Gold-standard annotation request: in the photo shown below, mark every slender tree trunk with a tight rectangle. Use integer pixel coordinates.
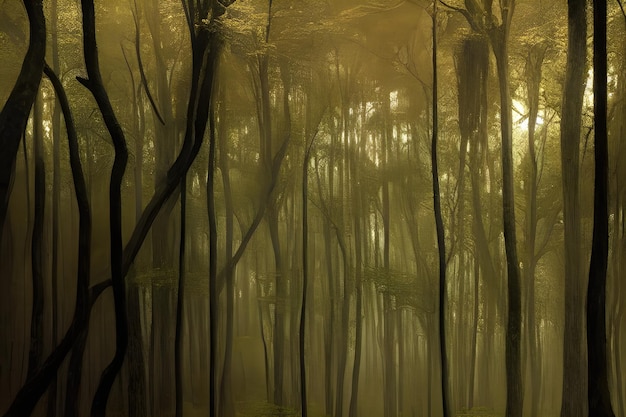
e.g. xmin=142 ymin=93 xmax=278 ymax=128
xmin=334 ymin=229 xmax=350 ymax=417
xmin=207 ymin=63 xmax=219 ymax=416
xmin=78 ymin=1 xmax=130 ymax=414
xmin=48 ymin=3 xmax=61 ymax=414
xmin=430 ymin=6 xmax=449 ymax=416
xmin=381 ymin=90 xmax=396 ymax=417
xmin=488 ymin=7 xmax=523 ymax=415
xmin=318 ymin=150 xmax=335 ymax=417
xmin=587 ymin=2 xmax=615 ymax=415
xmin=174 ymin=177 xmax=186 ymax=417
xmin=124 ymin=41 xmax=148 ymax=417
xmin=4 ymin=63 xmax=92 ymax=417
xmin=524 ymin=43 xmax=545 ymax=417
xmin=28 ymin=90 xmax=45 ymax=380
xmin=219 ymin=95 xmax=236 ymax=417
xmin=348 ymin=116 xmax=363 ymax=417
xmin=300 ymin=129 xmax=314 ymax=417
xmin=4 ymin=2 xmax=223 ymax=411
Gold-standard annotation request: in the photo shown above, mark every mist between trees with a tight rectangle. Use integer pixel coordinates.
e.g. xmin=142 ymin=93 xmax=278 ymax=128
xmin=0 ymin=0 xmax=624 ymax=416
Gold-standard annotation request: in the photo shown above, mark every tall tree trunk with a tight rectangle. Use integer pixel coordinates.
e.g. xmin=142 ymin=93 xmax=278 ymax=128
xmin=487 ymin=3 xmax=523 ymax=415
xmin=145 ymin=3 xmax=178 ymax=410
xmin=587 ymin=2 xmax=615 ymax=415
xmin=78 ymin=1 xmax=130 ymax=414
xmin=560 ymin=1 xmax=587 ymax=416
xmin=300 ymin=126 xmax=315 ymax=417
xmin=123 ymin=31 xmax=148 ymax=417
xmin=28 ymin=90 xmax=45 ymax=380
xmin=174 ymin=177 xmax=186 ymax=417
xmin=218 ymin=95 xmax=236 ymax=417
xmin=4 ymin=63 xmax=92 ymax=417
xmin=381 ymin=90 xmax=396 ymax=417
xmin=47 ymin=2 xmax=61 ymax=414
xmin=524 ymin=43 xmax=545 ymax=417
xmin=455 ymin=34 xmax=490 ymax=408
xmin=348 ymin=111 xmax=363 ymax=417
xmin=430 ymin=6 xmax=449 ymax=416
xmin=207 ymin=74 xmax=218 ymax=417
xmin=4 ymin=2 xmax=224 ymax=411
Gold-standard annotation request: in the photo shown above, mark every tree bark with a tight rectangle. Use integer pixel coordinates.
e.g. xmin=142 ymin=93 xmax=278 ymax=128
xmin=47 ymin=1 xmax=61 ymax=414
xmin=77 ymin=1 xmax=129 ymax=414
xmin=524 ymin=43 xmax=545 ymax=417
xmin=430 ymin=6 xmax=449 ymax=417
xmin=560 ymin=1 xmax=587 ymax=416
xmin=28 ymin=90 xmax=45 ymax=381
xmin=587 ymin=1 xmax=615 ymax=415
xmin=0 ymin=0 xmax=45 ymax=240
xmin=174 ymin=177 xmax=186 ymax=417
xmin=487 ymin=4 xmax=523 ymax=415
xmin=3 ymin=63 xmax=91 ymax=417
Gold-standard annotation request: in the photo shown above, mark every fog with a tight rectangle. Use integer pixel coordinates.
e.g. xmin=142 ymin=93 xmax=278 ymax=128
xmin=1 ymin=1 xmax=625 ymax=416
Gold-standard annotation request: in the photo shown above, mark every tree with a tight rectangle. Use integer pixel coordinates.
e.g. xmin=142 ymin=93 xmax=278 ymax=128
xmin=430 ymin=2 xmax=449 ymax=417
xmin=586 ymin=0 xmax=615 ymax=415
xmin=442 ymin=1 xmax=522 ymax=415
xmin=2 ymin=1 xmax=231 ymax=415
xmin=560 ymin=1 xmax=587 ymax=416
xmin=0 ymin=0 xmax=45 ymax=244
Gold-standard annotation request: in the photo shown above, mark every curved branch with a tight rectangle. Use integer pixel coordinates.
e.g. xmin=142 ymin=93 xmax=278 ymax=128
xmin=0 ymin=0 xmax=46 ymax=239
xmin=131 ymin=0 xmax=165 ymax=125
xmin=439 ymin=0 xmax=481 ymax=32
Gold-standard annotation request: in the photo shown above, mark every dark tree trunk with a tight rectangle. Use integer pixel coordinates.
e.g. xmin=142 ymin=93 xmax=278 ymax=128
xmin=300 ymin=126 xmax=314 ymax=417
xmin=77 ymin=1 xmax=130 ymax=414
xmin=524 ymin=42 xmax=545 ymax=417
xmin=348 ymin=119 xmax=363 ymax=417
xmin=587 ymin=1 xmax=615 ymax=415
xmin=430 ymin=6 xmax=449 ymax=417
xmin=47 ymin=1 xmax=61 ymax=414
xmin=560 ymin=2 xmax=588 ymax=416
xmin=3 ymin=63 xmax=91 ymax=417
xmin=218 ymin=94 xmax=236 ymax=417
xmin=3 ymin=0 xmax=226 ymax=410
xmin=0 ymin=0 xmax=45 ymax=239
xmin=488 ymin=7 xmax=523 ymax=416
xmin=174 ymin=177 xmax=186 ymax=417
xmin=28 ymin=91 xmax=45 ymax=380
xmin=207 ymin=36 xmax=220 ymax=414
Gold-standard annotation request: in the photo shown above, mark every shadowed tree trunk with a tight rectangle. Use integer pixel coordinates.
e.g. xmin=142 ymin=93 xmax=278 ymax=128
xmin=28 ymin=91 xmax=45 ymax=381
xmin=560 ymin=1 xmax=587 ymax=416
xmin=523 ymin=42 xmax=546 ymax=417
xmin=76 ymin=1 xmax=130 ymax=415
xmin=207 ymin=61 xmax=219 ymax=417
xmin=47 ymin=1 xmax=62 ymax=414
xmin=0 ymin=0 xmax=45 ymax=241
xmin=174 ymin=176 xmax=186 ymax=417
xmin=218 ymin=91 xmax=236 ymax=417
xmin=300 ymin=118 xmax=315 ymax=417
xmin=455 ymin=33 xmax=490 ymax=409
xmin=3 ymin=0 xmax=228 ymax=412
xmin=3 ymin=62 xmax=92 ymax=417
xmin=587 ymin=1 xmax=615 ymax=415
xmin=348 ymin=106 xmax=363 ymax=417
xmin=430 ymin=5 xmax=449 ymax=417
xmin=486 ymin=2 xmax=523 ymax=415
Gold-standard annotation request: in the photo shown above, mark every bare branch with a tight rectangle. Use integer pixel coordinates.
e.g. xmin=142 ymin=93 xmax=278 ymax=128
xmin=131 ymin=0 xmax=166 ymax=125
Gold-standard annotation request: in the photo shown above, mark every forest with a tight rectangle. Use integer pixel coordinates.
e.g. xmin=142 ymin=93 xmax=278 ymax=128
xmin=0 ymin=0 xmax=625 ymax=416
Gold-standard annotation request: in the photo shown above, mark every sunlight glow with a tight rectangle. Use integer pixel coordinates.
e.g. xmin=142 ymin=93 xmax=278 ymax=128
xmin=512 ymin=99 xmax=544 ymax=132
xmin=390 ymin=90 xmax=398 ymax=111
